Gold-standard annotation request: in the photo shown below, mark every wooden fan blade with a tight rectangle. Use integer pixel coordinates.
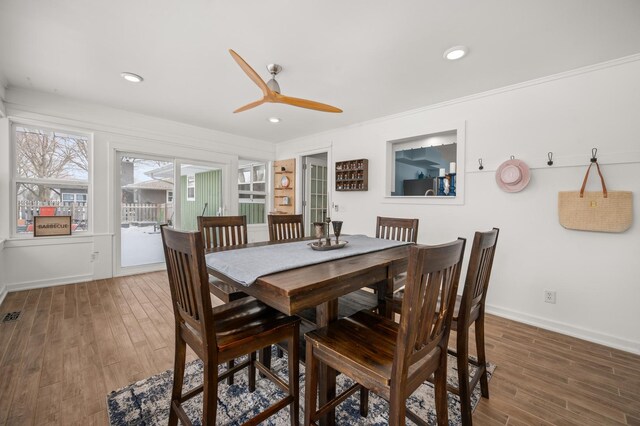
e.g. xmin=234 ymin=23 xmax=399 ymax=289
xmin=275 ymin=94 xmax=343 ymax=113
xmin=229 ymin=49 xmax=270 ymax=96
xmin=233 ymin=98 xmax=267 ymax=113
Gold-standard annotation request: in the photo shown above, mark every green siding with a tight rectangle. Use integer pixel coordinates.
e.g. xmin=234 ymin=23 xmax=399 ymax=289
xmin=239 ymin=202 xmax=265 ymax=224
xmin=180 ymin=170 xmax=222 ymax=231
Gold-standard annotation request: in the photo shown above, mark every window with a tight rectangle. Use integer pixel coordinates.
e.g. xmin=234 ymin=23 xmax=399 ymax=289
xmin=13 ymin=124 xmax=90 ymax=234
xmin=167 ymin=190 xmax=174 ymax=203
xmin=238 ymin=161 xmax=267 ymax=224
xmin=386 ymin=122 xmax=465 ymax=205
xmin=186 ymin=175 xmax=196 ymax=201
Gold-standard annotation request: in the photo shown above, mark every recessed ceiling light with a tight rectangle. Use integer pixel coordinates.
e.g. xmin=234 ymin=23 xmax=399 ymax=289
xmin=268 ymin=117 xmax=281 ymax=123
xmin=443 ymin=46 xmax=468 ymax=61
xmin=121 ymin=72 xmax=144 ymax=83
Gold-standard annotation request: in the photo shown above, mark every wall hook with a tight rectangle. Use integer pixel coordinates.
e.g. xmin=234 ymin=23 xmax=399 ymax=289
xmin=510 ymin=155 xmax=515 ymax=160
xmin=547 ymin=152 xmax=554 ymax=166
xmin=478 ymin=158 xmax=484 ymax=170
xmin=590 ymin=148 xmax=598 ymax=163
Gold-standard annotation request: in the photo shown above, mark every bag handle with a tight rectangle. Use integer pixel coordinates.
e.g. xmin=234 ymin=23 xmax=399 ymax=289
xmin=579 ymin=161 xmax=608 ymax=198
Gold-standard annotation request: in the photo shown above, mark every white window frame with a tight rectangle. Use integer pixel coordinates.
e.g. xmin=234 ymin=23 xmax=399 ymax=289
xmin=238 ymin=161 xmax=268 ymax=224
xmin=10 ymin=121 xmax=92 ymax=237
xmin=186 ymin=174 xmax=196 ymax=201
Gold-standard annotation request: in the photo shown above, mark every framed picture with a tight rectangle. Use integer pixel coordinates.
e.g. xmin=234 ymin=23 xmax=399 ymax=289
xmin=33 ymin=215 xmax=73 ymax=237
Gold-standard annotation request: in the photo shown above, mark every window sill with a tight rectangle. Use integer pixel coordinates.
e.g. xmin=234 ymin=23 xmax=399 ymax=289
xmin=382 ymin=195 xmax=464 ymax=206
xmin=5 ymin=233 xmax=113 ymax=248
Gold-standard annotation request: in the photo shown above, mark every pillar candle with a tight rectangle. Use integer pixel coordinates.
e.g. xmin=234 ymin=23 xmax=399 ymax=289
xmin=450 ymin=162 xmax=456 ymax=174
xmin=439 ymin=168 xmax=445 ymax=177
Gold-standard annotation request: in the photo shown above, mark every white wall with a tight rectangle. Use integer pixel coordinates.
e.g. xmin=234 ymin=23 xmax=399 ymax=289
xmin=277 ymin=56 xmax=640 ymax=354
xmin=0 ymin=89 xmax=275 ymax=292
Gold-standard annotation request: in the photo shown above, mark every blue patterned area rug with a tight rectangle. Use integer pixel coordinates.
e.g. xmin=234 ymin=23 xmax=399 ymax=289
xmin=107 ymin=350 xmax=494 ymax=425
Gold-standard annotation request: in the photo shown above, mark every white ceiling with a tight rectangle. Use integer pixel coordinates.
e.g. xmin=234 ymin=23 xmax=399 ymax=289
xmin=1 ymin=0 xmax=640 ymax=143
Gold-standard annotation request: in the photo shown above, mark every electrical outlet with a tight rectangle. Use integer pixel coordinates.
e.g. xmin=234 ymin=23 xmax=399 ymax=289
xmin=90 ymin=251 xmax=99 ymax=262
xmin=544 ymin=290 xmax=556 ymax=304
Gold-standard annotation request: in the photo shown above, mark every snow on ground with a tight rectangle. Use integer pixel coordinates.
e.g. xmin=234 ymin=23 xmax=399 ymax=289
xmin=121 ymin=225 xmax=165 ymax=267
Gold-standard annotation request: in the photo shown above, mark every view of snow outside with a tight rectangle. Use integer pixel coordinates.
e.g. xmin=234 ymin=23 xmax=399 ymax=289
xmin=121 ymin=225 xmax=165 ymax=267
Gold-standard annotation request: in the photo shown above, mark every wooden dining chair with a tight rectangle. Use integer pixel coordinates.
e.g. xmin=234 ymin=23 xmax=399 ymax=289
xmin=368 ymin=216 xmax=420 ymax=304
xmin=375 ymin=216 xmax=419 ymax=244
xmin=197 ymin=215 xmax=249 ymax=303
xmin=304 ymin=238 xmax=466 ymax=426
xmin=161 ymin=225 xmax=300 ymax=426
xmin=386 ymin=228 xmax=499 ymax=426
xmin=268 ymin=214 xmax=305 ymax=241
xmin=448 ymin=228 xmax=499 ymax=425
xmin=197 ymin=215 xmax=250 ymax=385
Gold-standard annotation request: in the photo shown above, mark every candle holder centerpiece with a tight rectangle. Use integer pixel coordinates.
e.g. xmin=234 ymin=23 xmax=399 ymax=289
xmin=309 ymin=218 xmax=348 ymax=251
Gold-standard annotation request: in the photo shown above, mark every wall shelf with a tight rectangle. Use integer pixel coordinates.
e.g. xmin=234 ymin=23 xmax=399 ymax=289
xmin=335 ymin=159 xmax=368 ymax=191
xmin=272 ymin=159 xmax=296 ymax=215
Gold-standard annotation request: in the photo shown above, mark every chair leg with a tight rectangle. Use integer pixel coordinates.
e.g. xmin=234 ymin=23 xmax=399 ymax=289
xmin=249 ymin=351 xmax=257 ymax=392
xmin=289 ymin=326 xmax=300 ymax=426
xmin=169 ymin=336 xmax=187 ymax=426
xmin=457 ymin=325 xmax=473 ymax=426
xmin=475 ymin=315 xmax=489 ymax=398
xmin=260 ymin=346 xmax=272 ymax=378
xmin=359 ymin=388 xmax=369 ymax=417
xmin=227 ymin=360 xmax=235 ymax=385
xmin=434 ymin=351 xmax=449 ymax=426
xmin=202 ymin=361 xmax=218 ymax=425
xmin=304 ymin=342 xmax=318 ymax=426
xmin=388 ymin=386 xmax=405 ymax=426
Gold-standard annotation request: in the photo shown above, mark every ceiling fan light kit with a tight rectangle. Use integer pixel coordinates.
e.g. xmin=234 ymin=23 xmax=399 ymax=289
xmin=229 ymin=49 xmax=342 ymax=114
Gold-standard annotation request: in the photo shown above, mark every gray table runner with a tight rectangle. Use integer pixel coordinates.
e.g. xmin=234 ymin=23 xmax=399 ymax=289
xmin=205 ymin=234 xmax=410 ymax=286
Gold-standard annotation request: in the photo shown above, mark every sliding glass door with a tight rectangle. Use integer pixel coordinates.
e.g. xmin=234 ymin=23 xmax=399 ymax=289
xmin=118 ymin=154 xmax=174 ymax=268
xmin=177 ymin=163 xmax=223 ymax=231
xmin=116 ymin=153 xmax=228 ymax=273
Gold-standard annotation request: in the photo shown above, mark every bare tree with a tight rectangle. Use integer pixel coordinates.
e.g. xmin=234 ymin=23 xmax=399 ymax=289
xmin=16 ymin=128 xmax=88 ymax=201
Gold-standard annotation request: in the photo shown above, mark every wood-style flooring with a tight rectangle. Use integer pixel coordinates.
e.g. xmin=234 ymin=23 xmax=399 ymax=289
xmin=0 ymin=272 xmax=638 ymax=425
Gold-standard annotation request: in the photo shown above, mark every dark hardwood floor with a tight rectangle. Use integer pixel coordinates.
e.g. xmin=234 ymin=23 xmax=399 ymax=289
xmin=0 ymin=272 xmax=638 ymax=425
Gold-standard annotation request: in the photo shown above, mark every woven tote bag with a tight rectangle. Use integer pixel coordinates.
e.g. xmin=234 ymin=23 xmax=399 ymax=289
xmin=558 ymin=161 xmax=632 ymax=233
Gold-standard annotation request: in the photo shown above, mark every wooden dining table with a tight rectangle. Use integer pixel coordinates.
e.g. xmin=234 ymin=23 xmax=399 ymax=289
xmin=206 ymin=238 xmax=410 ymax=426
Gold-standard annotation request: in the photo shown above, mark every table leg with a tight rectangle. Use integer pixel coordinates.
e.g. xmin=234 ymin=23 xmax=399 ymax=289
xmin=316 ymin=299 xmax=338 ymax=426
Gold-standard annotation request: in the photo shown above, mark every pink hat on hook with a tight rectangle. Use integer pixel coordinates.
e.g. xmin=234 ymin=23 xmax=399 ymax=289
xmin=495 ymin=157 xmax=531 ymax=192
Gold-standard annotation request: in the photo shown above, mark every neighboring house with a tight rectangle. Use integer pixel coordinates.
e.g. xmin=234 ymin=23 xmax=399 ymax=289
xmin=121 ymin=179 xmax=173 ymax=204
xmin=143 ymin=163 xmax=224 ymax=231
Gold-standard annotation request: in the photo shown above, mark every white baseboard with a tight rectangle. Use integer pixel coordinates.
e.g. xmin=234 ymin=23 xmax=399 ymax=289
xmin=486 ymin=304 xmax=640 ymax=355
xmin=6 ymin=274 xmax=95 ymax=293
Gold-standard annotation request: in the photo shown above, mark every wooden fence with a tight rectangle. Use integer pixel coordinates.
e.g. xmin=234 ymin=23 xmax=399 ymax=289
xmin=121 ymin=203 xmax=173 ymax=225
xmin=18 ymin=201 xmax=88 ymax=223
xmin=16 ymin=201 xmax=174 ymax=229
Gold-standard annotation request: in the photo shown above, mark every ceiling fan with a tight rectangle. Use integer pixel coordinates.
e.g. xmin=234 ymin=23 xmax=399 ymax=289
xmin=229 ymin=49 xmax=343 ymax=114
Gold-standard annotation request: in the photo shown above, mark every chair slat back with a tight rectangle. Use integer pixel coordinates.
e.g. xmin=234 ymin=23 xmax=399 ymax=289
xmin=197 ymin=216 xmax=248 ymax=249
xmin=161 ymin=226 xmax=216 ymax=343
xmin=394 ymin=239 xmax=465 ymax=373
xmin=459 ymin=228 xmax=499 ymax=323
xmin=268 ymin=214 xmax=304 ymax=241
xmin=375 ymin=216 xmax=419 ymax=243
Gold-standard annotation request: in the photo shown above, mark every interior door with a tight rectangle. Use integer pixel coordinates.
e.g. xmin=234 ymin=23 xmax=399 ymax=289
xmin=303 ymin=155 xmax=328 ymax=235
